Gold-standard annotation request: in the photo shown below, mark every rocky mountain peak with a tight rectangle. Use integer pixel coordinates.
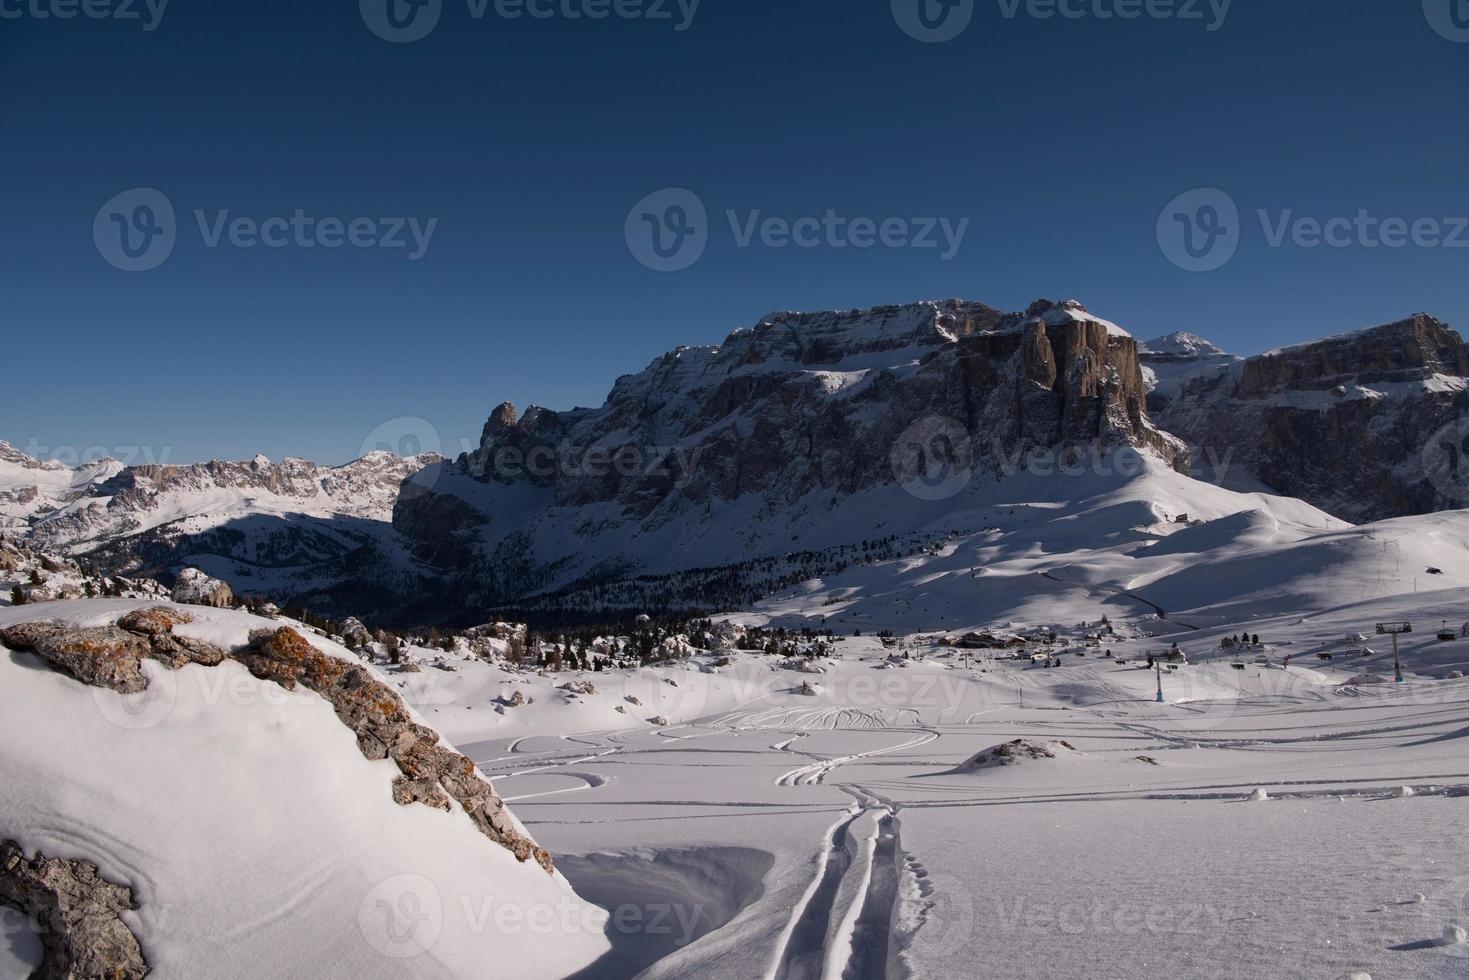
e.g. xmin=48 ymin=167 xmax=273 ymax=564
xmin=1141 ymin=331 xmax=1230 ymax=360
xmin=1156 ymin=312 xmax=1469 ymax=521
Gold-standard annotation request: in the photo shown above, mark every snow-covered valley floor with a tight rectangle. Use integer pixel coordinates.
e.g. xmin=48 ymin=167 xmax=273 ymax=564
xmin=3 ymin=598 xmax=1468 ymax=978
xmin=410 ymin=595 xmax=1469 ymax=979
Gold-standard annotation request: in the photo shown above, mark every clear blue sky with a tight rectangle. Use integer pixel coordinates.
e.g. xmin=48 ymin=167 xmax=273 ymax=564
xmin=3 ymin=1 xmax=1467 ymax=464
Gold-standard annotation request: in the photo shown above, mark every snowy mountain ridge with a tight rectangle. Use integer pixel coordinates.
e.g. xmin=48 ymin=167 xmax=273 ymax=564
xmin=386 ymin=297 xmax=1177 ymax=622
xmin=6 ymin=298 xmax=1469 ymax=626
xmin=1155 ymin=312 xmax=1469 ymax=521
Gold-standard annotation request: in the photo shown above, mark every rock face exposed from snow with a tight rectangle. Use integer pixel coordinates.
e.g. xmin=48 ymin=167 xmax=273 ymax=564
xmin=1156 ymin=314 xmax=1469 ymax=521
xmin=170 ymin=566 xmax=235 ymax=608
xmin=237 ymin=625 xmax=553 ymax=870
xmin=394 ymin=298 xmax=1183 ymax=618
xmin=949 ymin=738 xmax=1075 ymax=772
xmin=0 ymin=839 xmax=148 ymax=980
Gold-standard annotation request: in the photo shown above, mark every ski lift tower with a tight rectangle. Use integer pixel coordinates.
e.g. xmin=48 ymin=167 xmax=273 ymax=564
xmin=1376 ymin=622 xmax=1412 ymax=684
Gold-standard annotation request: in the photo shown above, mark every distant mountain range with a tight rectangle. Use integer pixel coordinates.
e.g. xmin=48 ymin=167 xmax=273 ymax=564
xmin=5 ymin=298 xmax=1467 ymax=627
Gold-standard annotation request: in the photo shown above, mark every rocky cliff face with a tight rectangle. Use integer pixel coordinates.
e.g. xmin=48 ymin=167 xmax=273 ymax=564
xmin=392 ymin=298 xmax=1184 ymax=618
xmin=451 ymin=299 xmax=1176 ymax=508
xmin=1155 ymin=314 xmax=1469 ymax=522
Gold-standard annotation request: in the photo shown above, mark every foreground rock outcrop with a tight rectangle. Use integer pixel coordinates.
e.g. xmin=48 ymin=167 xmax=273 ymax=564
xmin=0 ymin=840 xmax=148 ymax=980
xmin=0 ymin=610 xmax=553 ymax=873
xmin=237 ymin=626 xmax=552 ymax=870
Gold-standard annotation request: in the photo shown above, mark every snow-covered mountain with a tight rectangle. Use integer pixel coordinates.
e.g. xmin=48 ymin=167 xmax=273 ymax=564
xmin=390 ymin=298 xmax=1184 ymax=621
xmin=4 ymin=449 xmax=441 ymax=614
xmin=29 ymin=450 xmax=441 ymax=551
xmin=0 ymin=441 xmax=121 ymax=530
xmin=1154 ymin=313 xmax=1469 ymax=522
xmin=1138 ymin=330 xmax=1244 ymax=411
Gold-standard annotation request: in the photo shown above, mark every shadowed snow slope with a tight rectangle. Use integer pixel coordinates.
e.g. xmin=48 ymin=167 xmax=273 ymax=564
xmin=739 ymin=452 xmax=1469 ymax=635
xmin=0 ymin=600 xmax=609 ymax=980
xmin=742 ymin=453 xmax=1387 ymax=634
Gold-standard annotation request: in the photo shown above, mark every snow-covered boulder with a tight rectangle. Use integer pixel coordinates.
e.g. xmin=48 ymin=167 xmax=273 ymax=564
xmin=338 ymin=617 xmax=372 ymax=648
xmin=948 ymin=739 xmax=1075 ymax=773
xmin=169 ymin=567 xmax=234 ymax=609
